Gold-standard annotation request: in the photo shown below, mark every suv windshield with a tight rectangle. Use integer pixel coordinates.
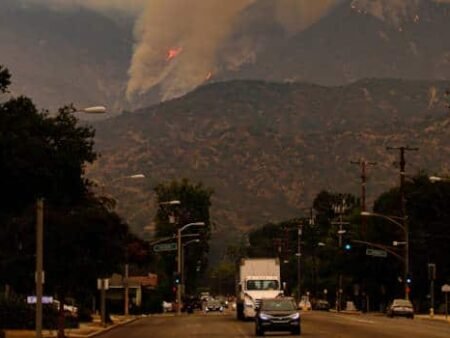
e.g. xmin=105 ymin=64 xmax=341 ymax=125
xmin=246 ymin=280 xmax=279 ymax=290
xmin=261 ymin=299 xmax=296 ymax=311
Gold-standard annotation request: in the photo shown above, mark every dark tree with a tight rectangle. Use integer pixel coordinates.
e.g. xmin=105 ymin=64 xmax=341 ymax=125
xmin=153 ymin=179 xmax=213 ymax=295
xmin=0 ymin=68 xmax=131 ymax=308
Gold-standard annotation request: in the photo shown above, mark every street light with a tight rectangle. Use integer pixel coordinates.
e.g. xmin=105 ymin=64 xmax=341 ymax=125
xmin=36 ymin=106 xmax=106 ymax=338
xmin=361 ymin=211 xmax=410 ymax=299
xmin=177 ymin=222 xmax=205 ymax=314
xmin=159 ymin=200 xmax=181 ymax=224
xmin=73 ymin=106 xmax=107 ymax=114
xmin=429 ymin=176 xmax=450 ymax=183
xmin=159 ymin=200 xmax=181 ymax=206
xmin=181 ymin=239 xmax=200 ymax=299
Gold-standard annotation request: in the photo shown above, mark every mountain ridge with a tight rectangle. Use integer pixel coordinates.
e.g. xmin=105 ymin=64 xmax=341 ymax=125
xmin=89 ymin=78 xmax=450 ymax=251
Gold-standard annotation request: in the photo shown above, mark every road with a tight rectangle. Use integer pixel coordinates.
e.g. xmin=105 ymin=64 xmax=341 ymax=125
xmin=99 ymin=311 xmax=450 ymax=338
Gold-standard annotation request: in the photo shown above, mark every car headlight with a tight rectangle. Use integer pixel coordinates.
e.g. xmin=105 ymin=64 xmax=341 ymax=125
xmin=259 ymin=313 xmax=271 ymax=320
xmin=289 ymin=313 xmax=300 ymax=320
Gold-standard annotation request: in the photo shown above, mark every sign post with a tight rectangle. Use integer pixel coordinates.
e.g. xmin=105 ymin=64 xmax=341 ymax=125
xmin=428 ymin=263 xmax=436 ymax=318
xmin=442 ymin=284 xmax=450 ymax=320
xmin=97 ymin=279 xmax=109 ymax=327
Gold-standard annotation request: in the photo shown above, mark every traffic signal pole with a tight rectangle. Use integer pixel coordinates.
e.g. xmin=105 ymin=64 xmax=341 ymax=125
xmin=387 ymin=146 xmax=418 ymax=300
xmin=177 ymin=227 xmax=182 ymax=315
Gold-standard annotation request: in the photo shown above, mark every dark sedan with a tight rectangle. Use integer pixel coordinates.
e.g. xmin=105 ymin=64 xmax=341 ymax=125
xmin=313 ymin=299 xmax=330 ymax=311
xmin=204 ymin=299 xmax=224 ymax=312
xmin=255 ymin=298 xmax=301 ymax=336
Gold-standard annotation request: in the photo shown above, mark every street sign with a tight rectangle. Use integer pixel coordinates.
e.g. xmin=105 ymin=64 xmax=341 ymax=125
xmin=442 ymin=284 xmax=450 ymax=292
xmin=27 ymin=296 xmax=53 ymax=304
xmin=366 ymin=248 xmax=387 ymax=258
xmin=153 ymin=242 xmax=177 ymax=252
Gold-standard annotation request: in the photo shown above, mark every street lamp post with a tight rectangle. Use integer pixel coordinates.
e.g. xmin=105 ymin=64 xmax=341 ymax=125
xmin=361 ymin=211 xmax=409 ymax=299
xmin=332 ymin=199 xmax=349 ymax=312
xmin=296 ymin=208 xmax=315 ymax=303
xmin=35 ymin=106 xmax=106 ymax=338
xmin=177 ymin=222 xmax=205 ymax=314
xmin=119 ymin=174 xmax=145 ymax=316
xmin=181 ymin=239 xmax=200 ymax=299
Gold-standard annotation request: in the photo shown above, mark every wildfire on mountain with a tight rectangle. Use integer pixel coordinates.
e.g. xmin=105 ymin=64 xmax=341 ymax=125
xmin=166 ymin=47 xmax=183 ymax=61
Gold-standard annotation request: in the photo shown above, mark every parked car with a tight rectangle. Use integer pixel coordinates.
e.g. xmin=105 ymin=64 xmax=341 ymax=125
xmin=255 ymin=298 xmax=301 ymax=336
xmin=204 ymin=299 xmax=224 ymax=312
xmin=313 ymin=299 xmax=330 ymax=311
xmin=162 ymin=301 xmax=174 ymax=313
xmin=386 ymin=299 xmax=414 ymax=319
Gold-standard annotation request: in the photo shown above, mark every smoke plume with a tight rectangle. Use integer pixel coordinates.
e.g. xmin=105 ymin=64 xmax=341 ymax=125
xmin=23 ymin=0 xmax=450 ymax=102
xmin=126 ymin=0 xmax=343 ymax=101
xmin=126 ymin=0 xmax=256 ymax=101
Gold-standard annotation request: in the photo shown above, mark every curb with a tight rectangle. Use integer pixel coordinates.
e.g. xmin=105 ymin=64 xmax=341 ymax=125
xmin=68 ymin=317 xmax=139 ymax=338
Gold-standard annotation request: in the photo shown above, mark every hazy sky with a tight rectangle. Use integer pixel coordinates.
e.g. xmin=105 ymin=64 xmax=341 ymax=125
xmin=21 ymin=0 xmax=450 ymax=101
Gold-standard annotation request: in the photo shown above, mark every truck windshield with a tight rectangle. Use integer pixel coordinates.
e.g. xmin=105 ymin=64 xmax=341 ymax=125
xmin=246 ymin=280 xmax=279 ymax=290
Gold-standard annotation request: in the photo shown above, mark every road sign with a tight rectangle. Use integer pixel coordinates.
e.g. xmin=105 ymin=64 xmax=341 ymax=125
xmin=366 ymin=248 xmax=387 ymax=258
xmin=442 ymin=284 xmax=450 ymax=292
xmin=153 ymin=242 xmax=177 ymax=252
xmin=27 ymin=296 xmax=53 ymax=304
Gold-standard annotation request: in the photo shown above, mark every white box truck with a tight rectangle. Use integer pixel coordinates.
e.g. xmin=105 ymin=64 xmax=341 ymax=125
xmin=236 ymin=258 xmax=282 ymax=320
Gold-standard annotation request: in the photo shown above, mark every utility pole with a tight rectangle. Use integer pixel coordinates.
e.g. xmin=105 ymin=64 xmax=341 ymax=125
xmin=36 ymin=198 xmax=44 ymax=338
xmin=297 ymin=222 xmax=302 ymax=303
xmin=124 ymin=262 xmax=129 ymax=316
xmin=351 ymin=159 xmax=376 ymax=238
xmin=386 ymin=146 xmax=418 ymax=300
xmin=332 ymin=198 xmax=349 ymax=312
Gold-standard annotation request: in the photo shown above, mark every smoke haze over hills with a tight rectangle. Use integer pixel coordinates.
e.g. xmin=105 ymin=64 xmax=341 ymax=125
xmin=3 ymin=0 xmax=450 ymax=109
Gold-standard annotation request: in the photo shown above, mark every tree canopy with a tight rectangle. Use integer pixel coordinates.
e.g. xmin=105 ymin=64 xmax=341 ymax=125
xmin=0 ymin=66 xmax=131 ymax=302
xmin=153 ymin=179 xmax=213 ymax=296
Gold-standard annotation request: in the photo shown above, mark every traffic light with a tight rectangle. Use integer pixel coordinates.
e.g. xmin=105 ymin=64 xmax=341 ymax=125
xmin=173 ymin=272 xmax=181 ymax=285
xmin=344 ymin=243 xmax=352 ymax=251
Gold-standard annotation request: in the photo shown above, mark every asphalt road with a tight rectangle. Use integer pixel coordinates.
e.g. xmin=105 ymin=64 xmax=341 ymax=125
xmin=99 ymin=311 xmax=450 ymax=338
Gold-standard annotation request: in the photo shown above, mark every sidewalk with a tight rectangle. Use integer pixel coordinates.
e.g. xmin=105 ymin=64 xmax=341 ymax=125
xmin=415 ymin=314 xmax=450 ymax=323
xmin=4 ymin=315 xmax=138 ymax=338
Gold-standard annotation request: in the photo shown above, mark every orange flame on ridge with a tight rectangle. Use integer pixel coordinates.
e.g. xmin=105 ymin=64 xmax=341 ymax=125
xmin=166 ymin=47 xmax=183 ymax=61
